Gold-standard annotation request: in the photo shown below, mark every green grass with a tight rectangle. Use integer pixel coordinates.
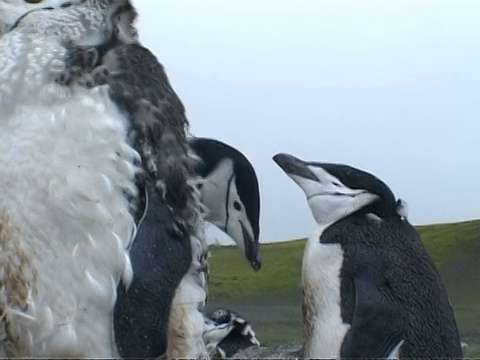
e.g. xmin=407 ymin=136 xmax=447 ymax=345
xmin=206 ymin=219 xmax=480 ymax=357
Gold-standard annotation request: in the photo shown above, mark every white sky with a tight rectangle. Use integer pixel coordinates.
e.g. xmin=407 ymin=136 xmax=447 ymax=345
xmin=134 ymin=0 xmax=479 ymax=243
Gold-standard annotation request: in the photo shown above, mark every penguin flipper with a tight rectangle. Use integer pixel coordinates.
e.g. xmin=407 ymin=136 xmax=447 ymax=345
xmin=340 ymin=270 xmax=405 ymax=359
xmin=114 ymin=184 xmax=192 ymax=358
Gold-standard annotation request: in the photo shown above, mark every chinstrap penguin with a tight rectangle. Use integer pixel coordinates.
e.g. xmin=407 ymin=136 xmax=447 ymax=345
xmin=203 ymin=307 xmax=261 ymax=359
xmin=189 ymin=137 xmax=262 ymax=272
xmin=115 ymin=137 xmax=263 ymax=358
xmin=273 ymin=153 xmax=463 ymax=359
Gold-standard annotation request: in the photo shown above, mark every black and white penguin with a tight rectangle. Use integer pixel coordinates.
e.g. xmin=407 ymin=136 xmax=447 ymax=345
xmin=115 ymin=137 xmax=262 ymax=358
xmin=189 ymin=137 xmax=262 ymax=271
xmin=272 ymin=153 xmax=464 ymax=359
xmin=203 ymin=308 xmax=260 ymax=359
xmin=203 ymin=316 xmax=236 ymax=357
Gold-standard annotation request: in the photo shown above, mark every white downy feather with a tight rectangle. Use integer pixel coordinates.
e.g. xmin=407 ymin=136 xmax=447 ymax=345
xmin=0 ymin=26 xmax=139 ymax=357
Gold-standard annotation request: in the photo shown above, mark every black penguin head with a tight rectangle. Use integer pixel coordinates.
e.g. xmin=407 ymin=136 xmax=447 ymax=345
xmin=273 ymin=153 xmax=399 ymax=225
xmin=203 ymin=316 xmax=235 ymax=354
xmin=189 ymin=137 xmax=261 ymax=272
xmin=204 ymin=308 xmax=261 ymax=358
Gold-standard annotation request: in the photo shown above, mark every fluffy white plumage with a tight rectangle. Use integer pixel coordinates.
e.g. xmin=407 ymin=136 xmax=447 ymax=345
xmin=0 ymin=1 xmax=215 ymax=358
xmin=0 ymin=1 xmax=140 ymax=357
xmin=0 ymin=77 xmax=138 ymax=357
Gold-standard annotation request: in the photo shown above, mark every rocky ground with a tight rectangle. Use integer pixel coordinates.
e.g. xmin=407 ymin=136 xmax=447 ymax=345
xmin=230 ymin=341 xmax=474 ymax=359
xmin=231 ymin=344 xmax=303 ymax=359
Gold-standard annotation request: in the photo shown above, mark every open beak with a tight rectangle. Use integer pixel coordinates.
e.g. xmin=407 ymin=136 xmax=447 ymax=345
xmin=240 ymin=221 xmax=261 ymax=272
xmin=273 ymin=153 xmax=318 ymax=181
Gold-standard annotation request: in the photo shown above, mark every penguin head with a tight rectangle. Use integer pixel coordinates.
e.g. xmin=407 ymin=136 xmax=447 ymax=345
xmin=203 ymin=317 xmax=235 ymax=346
xmin=273 ymin=153 xmax=399 ymax=225
xmin=205 ymin=307 xmax=261 ymax=358
xmin=0 ymin=0 xmax=79 ymax=35
xmin=190 ymin=137 xmax=261 ymax=272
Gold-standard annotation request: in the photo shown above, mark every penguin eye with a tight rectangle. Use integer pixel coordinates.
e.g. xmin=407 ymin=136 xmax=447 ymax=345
xmin=233 ymin=201 xmax=242 ymax=211
xmin=332 ymin=182 xmax=341 ymax=187
xmin=25 ymin=0 xmax=43 ymax=3
xmin=196 ymin=183 xmax=203 ymax=190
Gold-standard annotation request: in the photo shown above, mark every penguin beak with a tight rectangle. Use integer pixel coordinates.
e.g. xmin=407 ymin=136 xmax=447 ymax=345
xmin=203 ymin=320 xmax=234 ymax=343
xmin=240 ymin=221 xmax=262 ymax=272
xmin=273 ymin=153 xmax=318 ymax=181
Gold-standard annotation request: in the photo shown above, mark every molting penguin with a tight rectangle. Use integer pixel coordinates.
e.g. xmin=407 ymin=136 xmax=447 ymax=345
xmin=0 ymin=0 xmax=207 ymax=358
xmin=204 ymin=308 xmax=260 ymax=359
xmin=189 ymin=137 xmax=262 ymax=271
xmin=273 ymin=153 xmax=463 ymax=359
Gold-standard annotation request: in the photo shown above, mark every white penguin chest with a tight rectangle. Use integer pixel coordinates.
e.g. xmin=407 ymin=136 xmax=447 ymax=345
xmin=0 ymin=87 xmax=138 ymax=357
xmin=302 ymin=225 xmax=350 ymax=358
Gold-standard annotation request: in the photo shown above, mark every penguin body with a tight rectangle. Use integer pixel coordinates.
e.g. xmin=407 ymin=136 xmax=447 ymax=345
xmin=114 ymin=138 xmax=262 ymax=357
xmin=113 ymin=184 xmax=193 ymax=358
xmin=273 ymin=153 xmax=463 ymax=359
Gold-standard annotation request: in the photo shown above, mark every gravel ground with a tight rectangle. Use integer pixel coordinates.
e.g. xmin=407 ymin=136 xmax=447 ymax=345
xmin=231 ymin=344 xmax=303 ymax=359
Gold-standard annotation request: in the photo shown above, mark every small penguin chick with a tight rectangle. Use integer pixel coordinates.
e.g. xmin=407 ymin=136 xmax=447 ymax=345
xmin=203 ymin=308 xmax=261 ymax=359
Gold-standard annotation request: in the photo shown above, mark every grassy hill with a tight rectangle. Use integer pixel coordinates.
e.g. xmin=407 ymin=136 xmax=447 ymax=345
xmin=206 ymin=219 xmax=480 ymax=357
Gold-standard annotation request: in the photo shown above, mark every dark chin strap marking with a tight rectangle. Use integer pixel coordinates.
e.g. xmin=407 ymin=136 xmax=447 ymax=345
xmin=307 ymin=191 xmax=358 ymax=200
xmin=223 ymin=174 xmax=235 ymax=234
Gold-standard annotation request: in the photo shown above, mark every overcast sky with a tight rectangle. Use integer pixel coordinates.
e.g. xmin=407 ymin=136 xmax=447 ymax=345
xmin=134 ymin=0 xmax=479 ymax=243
